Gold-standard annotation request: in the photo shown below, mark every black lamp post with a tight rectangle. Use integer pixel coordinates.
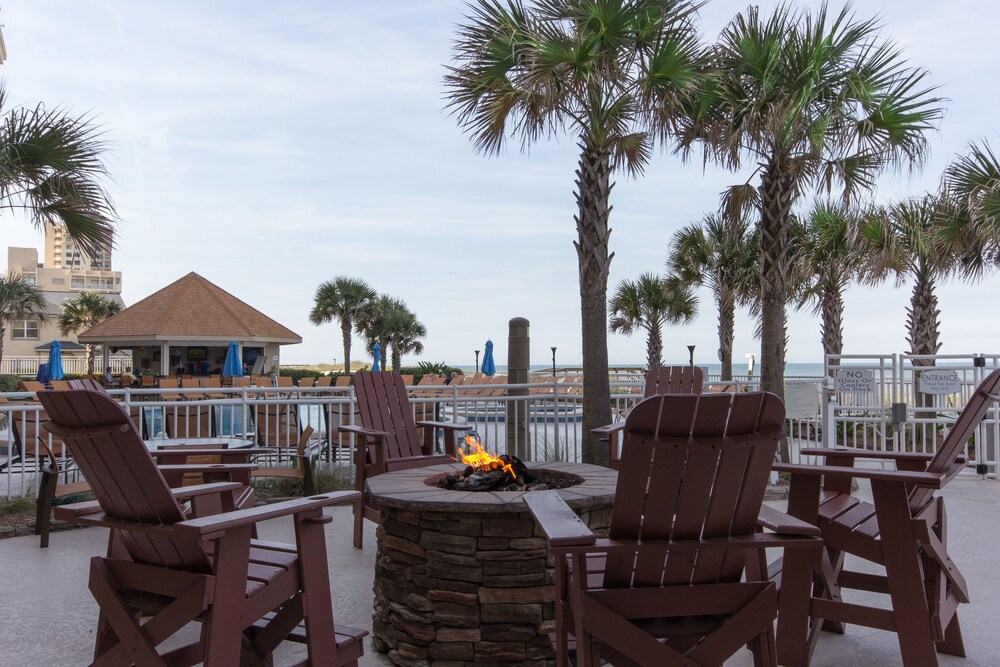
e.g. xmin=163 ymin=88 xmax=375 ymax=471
xmin=687 ymin=345 xmax=696 ymax=368
xmin=551 ymin=347 xmax=557 ymax=377
xmin=475 ymin=349 xmax=480 ymax=374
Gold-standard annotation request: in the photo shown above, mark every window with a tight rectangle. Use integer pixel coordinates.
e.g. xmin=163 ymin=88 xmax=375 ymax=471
xmin=22 ymin=275 xmax=36 ymax=285
xmin=51 ymin=278 xmax=65 ymax=285
xmin=11 ymin=320 xmax=39 ymax=340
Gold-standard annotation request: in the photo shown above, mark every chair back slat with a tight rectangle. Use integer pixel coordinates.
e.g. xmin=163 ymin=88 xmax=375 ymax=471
xmin=604 ymin=392 xmax=784 ymax=590
xmin=354 ymin=371 xmax=421 ymax=459
xmin=165 ymin=405 xmax=213 ymax=438
xmin=254 ymin=403 xmax=300 ymax=448
xmin=314 ymin=376 xmax=332 ymax=388
xmin=36 ymin=390 xmax=210 ymax=571
xmin=644 ymin=365 xmax=703 ymax=398
xmin=909 ymin=369 xmax=1000 ymax=510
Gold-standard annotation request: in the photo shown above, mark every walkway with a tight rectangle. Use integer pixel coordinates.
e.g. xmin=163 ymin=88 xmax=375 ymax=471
xmin=1 ymin=477 xmax=998 ymax=665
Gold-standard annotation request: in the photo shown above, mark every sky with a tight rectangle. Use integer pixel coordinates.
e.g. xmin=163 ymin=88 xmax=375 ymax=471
xmin=2 ymin=0 xmax=999 ymax=369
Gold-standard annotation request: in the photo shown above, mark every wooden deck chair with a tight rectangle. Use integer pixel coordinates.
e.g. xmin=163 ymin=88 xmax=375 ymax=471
xmin=398 ymin=374 xmax=414 ymax=386
xmin=593 ymin=365 xmax=704 ymax=469
xmin=254 ymin=402 xmax=300 ymax=448
xmin=178 ymin=377 xmax=207 ymax=400
xmin=0 ymin=404 xmax=65 ymax=472
xmin=250 ymin=425 xmax=318 ymax=495
xmin=772 ymin=368 xmax=1000 ymax=667
xmin=36 ymin=388 xmax=367 ymax=666
xmin=164 ymin=403 xmax=214 ymax=438
xmin=339 ymin=371 xmax=471 ymax=549
xmin=299 ymin=376 xmax=316 ymax=389
xmin=49 ymin=380 xmax=71 ymax=391
xmin=315 ymin=376 xmax=333 ymax=389
xmin=335 ymin=375 xmax=352 ymax=387
xmin=525 ymin=392 xmax=821 ymax=667
xmin=201 ymin=376 xmax=228 ymax=400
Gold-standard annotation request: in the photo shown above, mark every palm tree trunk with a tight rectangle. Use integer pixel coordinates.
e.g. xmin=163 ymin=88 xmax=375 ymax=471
xmin=391 ymin=346 xmax=402 ymax=372
xmin=821 ymin=281 xmax=844 ymax=370
xmin=0 ymin=323 xmax=5 ymax=369
xmin=341 ymin=319 xmax=352 ymax=374
xmin=759 ymin=159 xmax=795 ymax=460
xmin=646 ymin=324 xmax=663 ymax=374
xmin=717 ymin=287 xmax=735 ymax=381
xmin=380 ymin=346 xmax=388 ymax=372
xmin=85 ymin=344 xmax=95 ymax=375
xmin=575 ymin=140 xmax=613 ymax=466
xmin=908 ymin=267 xmax=940 ymax=440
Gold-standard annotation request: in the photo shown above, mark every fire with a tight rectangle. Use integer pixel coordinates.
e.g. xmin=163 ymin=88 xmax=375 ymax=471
xmin=457 ymin=436 xmax=516 ymax=479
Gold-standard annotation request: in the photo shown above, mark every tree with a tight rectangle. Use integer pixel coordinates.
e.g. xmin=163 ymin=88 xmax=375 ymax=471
xmin=684 ymin=4 xmax=943 ymax=405
xmin=447 ymin=0 xmax=706 ymax=464
xmin=57 ymin=291 xmax=122 ymax=373
xmin=0 ymin=273 xmax=48 ymax=369
xmin=385 ymin=306 xmax=427 ymax=371
xmin=609 ymin=273 xmax=696 ymax=373
xmin=666 ymin=213 xmax=757 ymax=380
xmin=791 ymin=201 xmax=871 ymax=368
xmin=0 ymin=84 xmax=118 ymax=256
xmin=356 ymin=294 xmax=402 ymax=371
xmin=860 ymin=196 xmax=961 ymax=366
xmin=941 ymin=139 xmax=1000 ymax=272
xmin=309 ymin=277 xmax=377 ymax=374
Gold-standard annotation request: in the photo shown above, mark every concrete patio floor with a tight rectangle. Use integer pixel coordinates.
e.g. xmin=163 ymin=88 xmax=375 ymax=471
xmin=1 ymin=476 xmax=998 ymax=666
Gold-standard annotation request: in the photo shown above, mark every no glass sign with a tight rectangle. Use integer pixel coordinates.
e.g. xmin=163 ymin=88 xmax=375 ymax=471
xmin=834 ymin=368 xmax=874 ymax=394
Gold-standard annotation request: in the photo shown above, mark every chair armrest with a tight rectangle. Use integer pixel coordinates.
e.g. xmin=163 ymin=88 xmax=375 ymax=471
xmin=591 ymin=422 xmax=625 ymax=437
xmin=774 ymin=462 xmax=947 ymax=488
xmin=337 ymin=424 xmax=389 ymax=438
xmin=53 ymin=482 xmax=244 ymax=521
xmin=757 ymin=505 xmax=820 ymax=537
xmin=415 ymin=420 xmax=471 ymax=432
xmin=799 ymin=447 xmax=939 ymax=462
xmin=548 ymin=534 xmax=821 ymax=555
xmin=157 ymin=463 xmax=258 ymax=474
xmin=153 ymin=448 xmax=275 ymax=458
xmin=174 ymin=490 xmax=361 ymax=537
xmin=523 ymin=491 xmax=596 ymax=547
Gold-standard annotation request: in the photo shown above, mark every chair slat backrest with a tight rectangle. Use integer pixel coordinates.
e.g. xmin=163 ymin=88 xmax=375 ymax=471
xmin=605 ymin=392 xmax=784 ymax=589
xmin=643 ymin=365 xmax=704 ymax=398
xmin=908 ymin=369 xmax=1000 ymax=511
xmin=165 ymin=405 xmax=213 ymax=438
xmin=10 ymin=406 xmax=65 ymax=458
xmin=36 ymin=389 xmax=211 ymax=572
xmin=254 ymin=403 xmax=300 ymax=448
xmin=315 ymin=376 xmax=332 ymax=388
xmin=354 ymin=371 xmax=421 ymax=460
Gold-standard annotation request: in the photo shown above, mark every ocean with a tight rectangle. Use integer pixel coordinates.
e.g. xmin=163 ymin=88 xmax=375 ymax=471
xmin=457 ymin=362 xmax=827 ymax=378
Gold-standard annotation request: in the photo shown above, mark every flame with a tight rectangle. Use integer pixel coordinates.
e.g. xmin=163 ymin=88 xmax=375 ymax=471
xmin=458 ymin=436 xmax=516 ymax=479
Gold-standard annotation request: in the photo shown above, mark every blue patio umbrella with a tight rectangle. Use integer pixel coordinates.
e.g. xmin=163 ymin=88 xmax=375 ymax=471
xmin=372 ymin=342 xmax=381 ymax=371
xmin=47 ymin=341 xmax=64 ymax=381
xmin=223 ymin=340 xmax=243 ymax=377
xmin=481 ymin=340 xmax=496 ymax=376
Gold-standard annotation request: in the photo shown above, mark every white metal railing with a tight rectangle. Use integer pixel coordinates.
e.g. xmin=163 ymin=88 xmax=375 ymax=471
xmin=0 ymin=379 xmax=829 ymax=499
xmin=1 ymin=356 xmax=134 ymax=377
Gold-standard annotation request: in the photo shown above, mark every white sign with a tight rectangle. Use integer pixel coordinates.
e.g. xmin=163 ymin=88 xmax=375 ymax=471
xmin=835 ymin=368 xmax=874 ymax=394
xmin=783 ymin=380 xmax=820 ymax=419
xmin=918 ymin=369 xmax=962 ymax=395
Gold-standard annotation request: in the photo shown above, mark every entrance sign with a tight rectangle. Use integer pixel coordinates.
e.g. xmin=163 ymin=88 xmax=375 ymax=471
xmin=835 ymin=368 xmax=874 ymax=394
xmin=918 ymin=369 xmax=961 ymax=395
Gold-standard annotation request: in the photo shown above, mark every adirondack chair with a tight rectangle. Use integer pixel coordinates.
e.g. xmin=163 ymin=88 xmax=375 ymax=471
xmin=37 ymin=388 xmax=367 ymax=666
xmin=592 ymin=365 xmax=704 ymax=469
xmin=773 ymin=368 xmax=1000 ymax=667
xmin=250 ymin=425 xmax=318 ymax=495
xmin=525 ymin=392 xmax=821 ymax=667
xmin=340 ymin=371 xmax=471 ymax=548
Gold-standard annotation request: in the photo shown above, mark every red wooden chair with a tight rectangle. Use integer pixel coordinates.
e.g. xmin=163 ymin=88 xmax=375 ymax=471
xmin=527 ymin=392 xmax=821 ymax=667
xmin=593 ymin=365 xmax=703 ymax=469
xmin=37 ymin=388 xmax=367 ymax=666
xmin=774 ymin=368 xmax=1000 ymax=666
xmin=339 ymin=370 xmax=471 ymax=548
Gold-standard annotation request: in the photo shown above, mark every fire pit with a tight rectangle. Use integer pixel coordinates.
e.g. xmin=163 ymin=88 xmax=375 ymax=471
xmin=366 ymin=460 xmax=616 ymax=666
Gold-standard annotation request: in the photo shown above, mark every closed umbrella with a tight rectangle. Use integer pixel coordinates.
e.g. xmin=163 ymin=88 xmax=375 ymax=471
xmin=48 ymin=341 xmax=64 ymax=381
xmin=481 ymin=340 xmax=496 ymax=376
xmin=223 ymin=340 xmax=243 ymax=377
xmin=372 ymin=342 xmax=381 ymax=371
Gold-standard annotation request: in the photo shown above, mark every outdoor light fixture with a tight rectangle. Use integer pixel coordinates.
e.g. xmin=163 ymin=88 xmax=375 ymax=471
xmin=475 ymin=349 xmax=480 ymax=373
xmin=551 ymin=347 xmax=557 ymax=377
xmin=687 ymin=345 xmax=695 ymax=368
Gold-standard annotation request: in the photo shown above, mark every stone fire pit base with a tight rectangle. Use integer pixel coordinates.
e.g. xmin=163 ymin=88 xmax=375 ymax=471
xmin=367 ymin=462 xmax=616 ymax=666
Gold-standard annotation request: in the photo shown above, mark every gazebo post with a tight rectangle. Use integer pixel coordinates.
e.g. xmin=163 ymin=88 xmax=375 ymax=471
xmin=161 ymin=341 xmax=170 ymax=376
xmin=102 ymin=344 xmax=110 ymax=375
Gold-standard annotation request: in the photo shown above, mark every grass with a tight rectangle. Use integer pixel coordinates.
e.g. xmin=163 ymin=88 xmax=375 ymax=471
xmin=252 ymin=462 xmax=356 ymax=502
xmin=0 ymin=496 xmax=37 ymax=528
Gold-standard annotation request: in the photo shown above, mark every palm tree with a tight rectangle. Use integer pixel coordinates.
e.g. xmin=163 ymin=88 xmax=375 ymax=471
xmin=940 ymin=139 xmax=1000 ymax=272
xmin=385 ymin=306 xmax=427 ymax=371
xmin=666 ymin=213 xmax=757 ymax=380
xmin=860 ymin=196 xmax=961 ymax=366
xmin=0 ymin=84 xmax=118 ymax=256
xmin=609 ymin=273 xmax=696 ymax=373
xmin=356 ymin=294 xmax=402 ymax=371
xmin=791 ymin=201 xmax=872 ymax=369
xmin=447 ymin=0 xmax=707 ymax=464
xmin=684 ymin=4 xmax=944 ymax=405
xmin=0 ymin=273 xmax=48 ymax=369
xmin=57 ymin=291 xmax=122 ymax=373
xmin=309 ymin=277 xmax=377 ymax=374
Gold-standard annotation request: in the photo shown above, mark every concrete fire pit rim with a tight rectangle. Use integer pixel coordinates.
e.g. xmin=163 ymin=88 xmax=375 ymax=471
xmin=366 ymin=461 xmax=617 ymax=513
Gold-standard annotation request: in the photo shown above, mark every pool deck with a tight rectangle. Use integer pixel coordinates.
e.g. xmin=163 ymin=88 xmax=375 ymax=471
xmin=1 ymin=477 xmax=999 ymax=666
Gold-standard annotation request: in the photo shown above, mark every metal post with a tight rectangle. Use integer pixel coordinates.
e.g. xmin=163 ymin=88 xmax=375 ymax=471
xmin=475 ymin=350 xmax=480 ymax=374
xmin=507 ymin=317 xmax=530 ymax=459
xmin=687 ymin=345 xmax=695 ymax=368
xmin=551 ymin=347 xmax=557 ymax=377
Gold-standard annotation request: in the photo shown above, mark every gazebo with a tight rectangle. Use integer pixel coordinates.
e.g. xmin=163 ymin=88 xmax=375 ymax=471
xmin=78 ymin=272 xmax=301 ymax=376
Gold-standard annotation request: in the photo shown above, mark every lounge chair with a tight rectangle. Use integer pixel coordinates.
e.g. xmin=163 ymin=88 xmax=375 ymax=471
xmin=36 ymin=388 xmax=367 ymax=666
xmin=593 ymin=365 xmax=704 ymax=469
xmin=526 ymin=392 xmax=821 ymax=666
xmin=339 ymin=371 xmax=471 ymax=549
xmin=772 ymin=368 xmax=1000 ymax=666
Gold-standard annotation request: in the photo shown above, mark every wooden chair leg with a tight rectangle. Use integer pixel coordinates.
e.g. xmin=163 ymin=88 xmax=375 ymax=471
xmin=352 ymin=496 xmax=364 ymax=549
xmin=295 ymin=510 xmax=339 ymax=663
xmin=36 ymin=469 xmax=56 ymax=548
xmin=937 ymin=612 xmax=966 ymax=657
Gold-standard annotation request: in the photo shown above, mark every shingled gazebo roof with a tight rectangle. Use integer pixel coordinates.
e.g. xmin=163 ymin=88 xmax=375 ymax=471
xmin=78 ymin=272 xmax=301 ymax=345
